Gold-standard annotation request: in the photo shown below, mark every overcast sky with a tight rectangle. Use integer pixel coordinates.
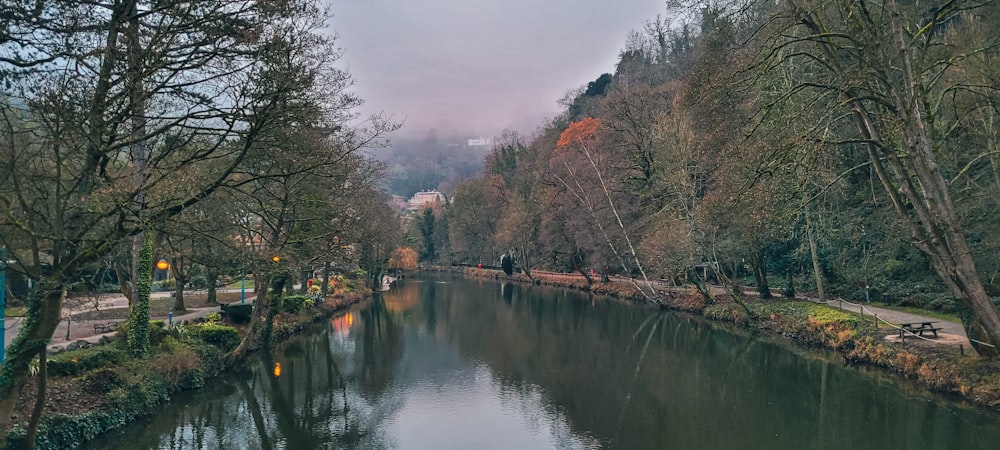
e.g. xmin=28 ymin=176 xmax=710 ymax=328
xmin=330 ymin=0 xmax=669 ymax=139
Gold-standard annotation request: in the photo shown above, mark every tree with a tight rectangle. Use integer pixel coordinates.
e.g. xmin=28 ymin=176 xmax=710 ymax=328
xmin=748 ymin=0 xmax=1000 ymax=355
xmin=550 ymin=118 xmax=659 ymax=301
xmin=419 ymin=208 xmax=437 ymax=263
xmin=0 ymin=0 xmax=392 ymax=435
xmin=388 ymin=247 xmax=419 ymax=271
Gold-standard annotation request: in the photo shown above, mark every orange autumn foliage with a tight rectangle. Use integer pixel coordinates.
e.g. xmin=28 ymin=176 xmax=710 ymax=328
xmin=388 ymin=247 xmax=419 ymax=270
xmin=556 ymin=117 xmax=602 ymax=148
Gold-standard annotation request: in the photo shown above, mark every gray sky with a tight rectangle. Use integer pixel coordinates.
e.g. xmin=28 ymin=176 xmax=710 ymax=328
xmin=330 ymin=0 xmax=668 ymax=138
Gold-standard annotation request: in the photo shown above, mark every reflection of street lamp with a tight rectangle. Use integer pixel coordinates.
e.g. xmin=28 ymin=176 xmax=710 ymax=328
xmin=156 ymin=260 xmax=172 ymax=326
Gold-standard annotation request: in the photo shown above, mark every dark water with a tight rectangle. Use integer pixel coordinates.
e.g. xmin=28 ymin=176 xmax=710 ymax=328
xmin=89 ymin=273 xmax=1000 ymax=449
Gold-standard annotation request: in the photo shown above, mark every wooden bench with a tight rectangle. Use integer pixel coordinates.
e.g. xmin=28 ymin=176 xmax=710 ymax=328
xmin=899 ymin=321 xmax=942 ymax=339
xmin=93 ymin=322 xmax=119 ymax=334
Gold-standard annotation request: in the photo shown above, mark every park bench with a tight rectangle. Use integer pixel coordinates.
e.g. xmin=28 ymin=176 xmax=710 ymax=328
xmin=94 ymin=321 xmax=119 ymax=334
xmin=899 ymin=321 xmax=943 ymax=339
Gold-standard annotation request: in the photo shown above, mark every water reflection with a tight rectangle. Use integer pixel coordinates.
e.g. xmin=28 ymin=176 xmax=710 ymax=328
xmin=90 ymin=273 xmax=1000 ymax=449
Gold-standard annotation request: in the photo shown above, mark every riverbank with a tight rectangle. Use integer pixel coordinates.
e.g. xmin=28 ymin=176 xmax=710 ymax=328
xmin=2 ymin=291 xmax=370 ymax=449
xmin=437 ymin=266 xmax=1000 ymax=411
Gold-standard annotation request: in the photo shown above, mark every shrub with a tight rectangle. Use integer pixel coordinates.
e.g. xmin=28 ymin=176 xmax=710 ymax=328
xmin=345 ymin=279 xmax=360 ymax=292
xmin=346 ymin=269 xmax=367 ymax=280
xmin=151 ymin=279 xmax=176 ymax=292
xmin=195 ymin=323 xmax=241 ymax=352
xmin=47 ymin=346 xmax=126 ymax=376
xmin=189 ymin=275 xmax=207 ymax=289
xmin=191 ymin=342 xmax=227 ymax=378
xmin=148 ymin=320 xmax=167 ymax=346
xmin=225 ymin=303 xmax=252 ymax=323
xmin=204 ymin=312 xmax=222 ymax=324
xmin=282 ymin=295 xmax=310 ymax=314
xmin=148 ymin=345 xmax=204 ymax=390
xmin=83 ymin=368 xmax=126 ymax=394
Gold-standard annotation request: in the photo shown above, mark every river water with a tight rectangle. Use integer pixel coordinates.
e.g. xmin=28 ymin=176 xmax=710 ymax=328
xmin=89 ymin=272 xmax=1000 ymax=449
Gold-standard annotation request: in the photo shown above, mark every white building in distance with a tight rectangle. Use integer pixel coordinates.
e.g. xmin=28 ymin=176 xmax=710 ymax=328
xmin=407 ymin=190 xmax=446 ymax=212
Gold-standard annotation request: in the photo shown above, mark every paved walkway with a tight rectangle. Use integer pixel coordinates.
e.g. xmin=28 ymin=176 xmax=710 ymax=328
xmin=647 ymin=281 xmax=971 ymax=348
xmin=3 ymin=291 xmax=256 ymax=354
xmin=812 ymin=297 xmax=971 ymax=348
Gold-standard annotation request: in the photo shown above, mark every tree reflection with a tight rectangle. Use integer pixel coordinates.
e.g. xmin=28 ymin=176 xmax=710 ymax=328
xmin=357 ymin=296 xmax=404 ymax=398
xmin=88 ymin=275 xmax=1000 ymax=450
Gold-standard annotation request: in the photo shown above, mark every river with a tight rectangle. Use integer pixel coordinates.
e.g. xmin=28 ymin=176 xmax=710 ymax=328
xmin=88 ymin=272 xmax=1000 ymax=449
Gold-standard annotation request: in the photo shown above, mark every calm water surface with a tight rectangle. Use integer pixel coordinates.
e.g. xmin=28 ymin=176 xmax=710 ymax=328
xmin=89 ymin=273 xmax=1000 ymax=449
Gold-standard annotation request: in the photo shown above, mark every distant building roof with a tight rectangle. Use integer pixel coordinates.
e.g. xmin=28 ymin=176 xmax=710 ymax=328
xmin=407 ymin=190 xmax=445 ymax=211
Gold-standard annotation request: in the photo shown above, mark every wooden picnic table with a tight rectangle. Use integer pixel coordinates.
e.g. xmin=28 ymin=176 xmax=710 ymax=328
xmin=898 ymin=321 xmax=942 ymax=339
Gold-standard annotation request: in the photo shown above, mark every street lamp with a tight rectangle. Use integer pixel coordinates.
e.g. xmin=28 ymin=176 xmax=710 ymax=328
xmin=157 ymin=259 xmax=172 ymax=326
xmin=272 ymin=255 xmax=280 ymax=263
xmin=0 ymin=246 xmax=7 ymax=362
xmin=241 ymin=267 xmax=246 ymax=304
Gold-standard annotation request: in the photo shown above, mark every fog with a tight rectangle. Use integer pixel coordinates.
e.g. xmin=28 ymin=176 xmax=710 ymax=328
xmin=331 ymin=0 xmax=669 ymax=139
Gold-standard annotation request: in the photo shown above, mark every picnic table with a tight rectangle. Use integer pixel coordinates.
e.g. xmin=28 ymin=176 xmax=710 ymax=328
xmin=898 ymin=321 xmax=942 ymax=339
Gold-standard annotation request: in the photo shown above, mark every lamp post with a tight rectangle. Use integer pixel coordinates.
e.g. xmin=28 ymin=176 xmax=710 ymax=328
xmin=156 ymin=259 xmax=171 ymax=326
xmin=1 ymin=246 xmax=7 ymax=362
xmin=241 ymin=267 xmax=246 ymax=304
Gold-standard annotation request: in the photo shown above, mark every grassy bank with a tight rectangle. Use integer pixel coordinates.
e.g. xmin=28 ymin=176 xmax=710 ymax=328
xmin=3 ymin=291 xmax=369 ymax=449
xmin=438 ymin=266 xmax=1000 ymax=410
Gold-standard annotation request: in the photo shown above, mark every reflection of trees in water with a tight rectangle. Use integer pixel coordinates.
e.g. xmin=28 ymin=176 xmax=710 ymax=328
xmin=358 ymin=296 xmax=404 ymax=398
xmin=229 ymin=324 xmax=396 ymax=449
xmin=408 ymin=277 xmax=999 ymax=449
xmin=93 ymin=277 xmax=1000 ymax=449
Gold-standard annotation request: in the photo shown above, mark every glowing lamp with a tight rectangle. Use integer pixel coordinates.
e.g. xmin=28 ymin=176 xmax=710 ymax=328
xmin=271 ymin=255 xmax=280 ymax=263
xmin=273 ymin=362 xmax=282 ymax=377
xmin=156 ymin=260 xmax=170 ymax=270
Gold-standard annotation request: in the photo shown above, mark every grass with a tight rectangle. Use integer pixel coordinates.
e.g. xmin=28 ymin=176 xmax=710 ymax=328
xmin=224 ymin=279 xmax=255 ymax=291
xmin=4 ymin=306 xmax=27 ymax=317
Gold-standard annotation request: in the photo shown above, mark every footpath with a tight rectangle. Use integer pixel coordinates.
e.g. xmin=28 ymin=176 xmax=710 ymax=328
xmin=808 ymin=296 xmax=973 ymax=348
xmin=647 ymin=280 xmax=974 ymax=350
xmin=3 ymin=290 xmax=256 ymax=354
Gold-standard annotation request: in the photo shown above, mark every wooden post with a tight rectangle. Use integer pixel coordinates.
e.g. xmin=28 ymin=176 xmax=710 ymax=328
xmin=873 ymin=313 xmax=878 ymax=332
xmin=960 ymin=344 xmax=964 ymax=356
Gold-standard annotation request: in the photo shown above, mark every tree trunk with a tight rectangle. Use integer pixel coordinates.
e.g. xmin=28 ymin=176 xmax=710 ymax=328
xmin=25 ymin=349 xmax=46 ymax=449
xmin=173 ymin=278 xmax=186 ymax=313
xmin=127 ymin=233 xmax=153 ymax=356
xmin=115 ymin=261 xmax=135 ymax=306
xmin=230 ymin=272 xmax=273 ymax=361
xmin=299 ymin=270 xmax=310 ymax=294
xmin=784 ymin=270 xmax=795 ymax=299
xmin=321 ymin=262 xmax=330 ymax=298
xmin=0 ymin=285 xmax=65 ymax=439
xmin=805 ymin=202 xmax=826 ymax=302
xmin=753 ymin=252 xmax=771 ymax=299
xmin=206 ymin=268 xmax=219 ymax=305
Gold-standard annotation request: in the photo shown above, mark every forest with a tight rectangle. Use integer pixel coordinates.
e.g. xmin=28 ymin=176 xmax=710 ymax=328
xmin=2 ymin=0 xmax=1000 ymax=445
xmin=406 ymin=0 xmax=1000 ymax=356
xmin=0 ymin=0 xmax=402 ymax=443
